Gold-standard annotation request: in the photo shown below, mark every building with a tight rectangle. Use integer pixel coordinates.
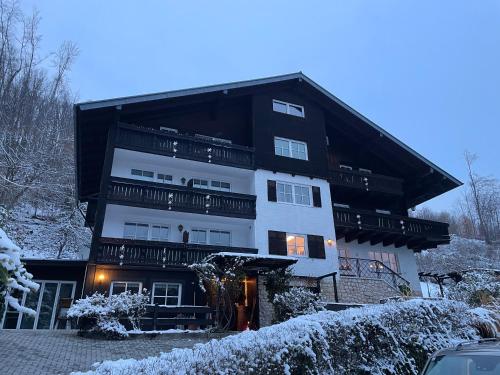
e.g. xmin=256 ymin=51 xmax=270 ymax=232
xmin=2 ymin=73 xmax=460 ymax=330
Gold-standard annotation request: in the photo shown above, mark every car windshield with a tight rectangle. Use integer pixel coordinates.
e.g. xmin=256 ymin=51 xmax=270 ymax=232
xmin=424 ymin=354 xmax=500 ymax=375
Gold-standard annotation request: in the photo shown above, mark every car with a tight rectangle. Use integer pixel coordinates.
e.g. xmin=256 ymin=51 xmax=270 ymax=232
xmin=421 ymin=338 xmax=500 ymax=374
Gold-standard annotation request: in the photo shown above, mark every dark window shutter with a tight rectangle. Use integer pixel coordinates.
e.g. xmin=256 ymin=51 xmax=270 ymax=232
xmin=308 ymin=235 xmax=325 ymax=259
xmin=312 ymin=186 xmax=322 ymax=207
xmin=268 ymin=231 xmax=287 ymax=256
xmin=267 ymin=180 xmax=277 ymax=202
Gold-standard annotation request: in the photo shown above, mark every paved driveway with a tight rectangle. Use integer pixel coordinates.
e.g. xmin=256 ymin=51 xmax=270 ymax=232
xmin=1 ymin=330 xmax=230 ymax=375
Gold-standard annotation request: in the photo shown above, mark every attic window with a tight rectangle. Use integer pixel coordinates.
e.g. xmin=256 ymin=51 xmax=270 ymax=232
xmin=272 ymin=99 xmax=305 ymax=118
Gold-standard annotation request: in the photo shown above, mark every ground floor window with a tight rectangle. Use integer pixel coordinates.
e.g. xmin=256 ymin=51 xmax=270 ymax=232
xmin=368 ymin=251 xmax=399 ymax=273
xmin=110 ymin=281 xmax=142 ymax=295
xmin=1 ymin=280 xmax=76 ymax=330
xmin=151 ymin=283 xmax=182 ymax=306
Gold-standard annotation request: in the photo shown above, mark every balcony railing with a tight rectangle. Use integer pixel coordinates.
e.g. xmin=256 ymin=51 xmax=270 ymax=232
xmin=333 ymin=206 xmax=450 ymax=249
xmin=115 ymin=123 xmax=254 ymax=169
xmin=107 ymin=177 xmax=256 ymax=219
xmin=95 ymin=237 xmax=258 ymax=267
xmin=329 ymin=168 xmax=404 ymax=195
xmin=338 ymin=256 xmax=410 ymax=291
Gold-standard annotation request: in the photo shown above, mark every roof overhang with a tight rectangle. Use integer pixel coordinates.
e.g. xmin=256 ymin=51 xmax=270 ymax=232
xmin=207 ymin=252 xmax=298 ymax=271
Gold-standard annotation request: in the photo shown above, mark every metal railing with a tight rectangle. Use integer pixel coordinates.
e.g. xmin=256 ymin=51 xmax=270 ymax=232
xmin=329 ymin=168 xmax=404 ymax=195
xmin=107 ymin=177 xmax=256 ymax=219
xmin=95 ymin=237 xmax=258 ymax=267
xmin=339 ymin=256 xmax=410 ymax=291
xmin=115 ymin=123 xmax=254 ymax=169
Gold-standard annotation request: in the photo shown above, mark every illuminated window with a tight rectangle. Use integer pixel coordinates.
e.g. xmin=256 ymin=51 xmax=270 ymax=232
xmin=286 ymin=234 xmax=307 ymax=257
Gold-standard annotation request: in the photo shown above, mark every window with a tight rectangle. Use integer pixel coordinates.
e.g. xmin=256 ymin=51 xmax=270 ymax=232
xmin=272 ymin=99 xmax=305 ymax=118
xmin=191 ymin=229 xmax=207 ymax=244
xmin=192 ymin=178 xmax=209 ymax=189
xmin=368 ymin=251 xmax=399 ymax=273
xmin=210 ymin=230 xmax=231 ymax=246
xmin=110 ymin=281 xmax=142 ymax=295
xmin=152 ymin=283 xmax=181 ymax=306
xmin=150 ymin=225 xmax=169 ymax=241
xmin=124 ymin=222 xmax=149 ymax=240
xmin=286 ymin=234 xmax=307 ymax=256
xmin=211 ymin=180 xmax=231 ymax=192
xmin=338 ymin=247 xmax=350 ymax=258
xmin=131 ymin=169 xmax=154 ymax=179
xmin=274 ymin=137 xmax=308 ymax=160
xmin=157 ymin=173 xmax=173 ymax=184
xmin=277 ymin=182 xmax=311 ymax=205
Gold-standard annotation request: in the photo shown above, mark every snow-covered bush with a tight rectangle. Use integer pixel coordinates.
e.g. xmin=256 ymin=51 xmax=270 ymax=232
xmin=0 ymin=227 xmax=39 ymax=316
xmin=447 ymin=269 xmax=499 ymax=308
xmin=273 ymin=287 xmax=324 ymax=322
xmin=73 ymin=299 xmax=498 ymax=375
xmin=68 ymin=290 xmax=150 ymax=339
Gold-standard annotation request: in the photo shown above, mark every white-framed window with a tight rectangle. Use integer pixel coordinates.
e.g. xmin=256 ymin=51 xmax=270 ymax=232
xmin=110 ymin=281 xmax=142 ymax=295
xmin=210 ymin=230 xmax=231 ymax=246
xmin=339 ymin=164 xmax=352 ymax=171
xmin=157 ymin=173 xmax=173 ymax=184
xmin=272 ymin=99 xmax=305 ymax=118
xmin=124 ymin=222 xmax=150 ymax=240
xmin=192 ymin=178 xmax=209 ymax=189
xmin=210 ymin=180 xmax=231 ymax=192
xmin=286 ymin=233 xmax=307 ymax=257
xmin=277 ymin=182 xmax=311 ymax=206
xmin=368 ymin=251 xmax=399 ymax=273
xmin=150 ymin=225 xmax=169 ymax=241
xmin=191 ymin=229 xmax=208 ymax=244
xmin=152 ymin=283 xmax=182 ymax=306
xmin=274 ymin=137 xmax=308 ymax=160
xmin=338 ymin=247 xmax=350 ymax=258
xmin=131 ymin=169 xmax=154 ymax=180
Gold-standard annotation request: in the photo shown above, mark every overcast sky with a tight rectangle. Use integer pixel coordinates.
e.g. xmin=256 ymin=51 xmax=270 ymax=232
xmin=22 ymin=0 xmax=499 ymax=211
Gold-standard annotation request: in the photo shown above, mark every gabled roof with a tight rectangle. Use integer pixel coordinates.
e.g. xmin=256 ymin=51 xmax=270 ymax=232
xmin=76 ymin=72 xmax=461 ymax=187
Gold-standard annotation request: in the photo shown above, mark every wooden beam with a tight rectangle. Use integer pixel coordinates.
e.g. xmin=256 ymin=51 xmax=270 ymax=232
xmin=357 ymin=231 xmax=375 ymax=244
xmin=394 ymin=236 xmax=409 ymax=248
xmin=370 ymin=232 xmax=387 ymax=246
xmin=344 ymin=230 xmax=360 ymax=243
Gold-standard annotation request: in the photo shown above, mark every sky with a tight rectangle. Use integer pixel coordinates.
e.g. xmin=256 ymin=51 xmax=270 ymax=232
xmin=22 ymin=1 xmax=500 ymax=211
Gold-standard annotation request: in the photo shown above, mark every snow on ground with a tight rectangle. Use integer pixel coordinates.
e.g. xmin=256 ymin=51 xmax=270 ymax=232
xmin=4 ymin=205 xmax=90 ymax=260
xmin=72 ymin=299 xmax=498 ymax=375
xmin=420 ymin=281 xmax=443 ymax=298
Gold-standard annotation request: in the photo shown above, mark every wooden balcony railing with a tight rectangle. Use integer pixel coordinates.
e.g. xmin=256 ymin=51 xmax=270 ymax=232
xmin=95 ymin=237 xmax=258 ymax=267
xmin=329 ymin=168 xmax=404 ymax=195
xmin=115 ymin=123 xmax=254 ymax=169
xmin=107 ymin=177 xmax=256 ymax=219
xmin=333 ymin=206 xmax=450 ymax=250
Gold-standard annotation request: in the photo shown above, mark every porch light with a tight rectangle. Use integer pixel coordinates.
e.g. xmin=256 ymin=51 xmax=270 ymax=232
xmin=97 ymin=273 xmax=105 ymax=283
xmin=327 ymin=239 xmax=334 ymax=246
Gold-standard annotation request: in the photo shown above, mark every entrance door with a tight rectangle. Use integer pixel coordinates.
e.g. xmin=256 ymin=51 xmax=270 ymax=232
xmin=1 ymin=280 xmax=76 ymax=330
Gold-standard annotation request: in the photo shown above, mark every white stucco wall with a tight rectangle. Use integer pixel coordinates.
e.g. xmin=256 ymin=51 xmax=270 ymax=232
xmin=112 ymin=148 xmax=254 ymax=195
xmin=253 ymin=170 xmax=338 ymax=277
xmin=336 ymin=238 xmax=421 ymax=292
xmin=102 ymin=204 xmax=255 ymax=248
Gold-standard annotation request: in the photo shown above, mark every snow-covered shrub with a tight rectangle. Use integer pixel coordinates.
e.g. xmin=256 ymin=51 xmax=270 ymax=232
xmin=0 ymin=227 xmax=39 ymax=316
xmin=273 ymin=287 xmax=324 ymax=322
xmin=68 ymin=290 xmax=149 ymax=339
xmin=73 ymin=299 xmax=498 ymax=375
xmin=447 ymin=269 xmax=499 ymax=308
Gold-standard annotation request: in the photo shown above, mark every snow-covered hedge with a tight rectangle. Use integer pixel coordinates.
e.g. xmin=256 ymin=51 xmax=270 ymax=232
xmin=273 ymin=287 xmax=324 ymax=321
xmin=73 ymin=299 xmax=498 ymax=375
xmin=0 ymin=227 xmax=39 ymax=315
xmin=68 ymin=291 xmax=149 ymax=339
xmin=447 ymin=269 xmax=500 ymax=308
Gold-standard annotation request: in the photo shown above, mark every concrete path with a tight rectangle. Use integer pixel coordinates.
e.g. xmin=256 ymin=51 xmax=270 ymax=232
xmin=0 ymin=330 xmax=230 ymax=375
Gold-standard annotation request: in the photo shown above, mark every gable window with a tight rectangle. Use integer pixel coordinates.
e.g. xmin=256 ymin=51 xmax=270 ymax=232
xmin=152 ymin=283 xmax=182 ymax=306
xmin=368 ymin=251 xmax=399 ymax=273
xmin=210 ymin=230 xmax=231 ymax=246
xmin=124 ymin=222 xmax=149 ymax=240
xmin=274 ymin=137 xmax=308 ymax=160
xmin=191 ymin=229 xmax=207 ymax=244
xmin=272 ymin=99 xmax=305 ymax=118
xmin=286 ymin=234 xmax=307 ymax=257
xmin=150 ymin=225 xmax=169 ymax=241
xmin=157 ymin=173 xmax=173 ymax=184
xmin=131 ymin=169 xmax=154 ymax=180
xmin=110 ymin=281 xmax=142 ymax=295
xmin=277 ymin=182 xmax=311 ymax=206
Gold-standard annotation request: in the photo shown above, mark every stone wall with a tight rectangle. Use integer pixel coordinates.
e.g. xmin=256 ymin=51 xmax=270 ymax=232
xmin=257 ymin=275 xmax=274 ymax=327
xmin=337 ymin=276 xmax=402 ymax=304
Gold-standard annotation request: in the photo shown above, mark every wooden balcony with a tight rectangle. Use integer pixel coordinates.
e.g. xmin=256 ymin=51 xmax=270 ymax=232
xmin=107 ymin=177 xmax=256 ymax=219
xmin=329 ymin=168 xmax=404 ymax=196
xmin=115 ymin=123 xmax=254 ymax=169
xmin=333 ymin=206 xmax=450 ymax=251
xmin=95 ymin=237 xmax=258 ymax=267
